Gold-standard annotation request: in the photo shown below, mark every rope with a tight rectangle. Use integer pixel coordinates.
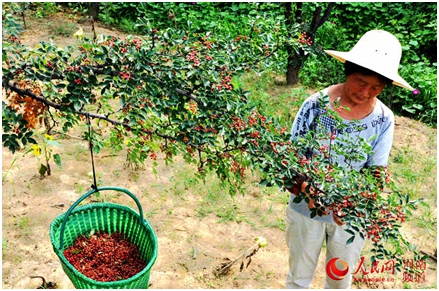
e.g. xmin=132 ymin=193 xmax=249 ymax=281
xmin=86 ymin=113 xmax=98 ymax=191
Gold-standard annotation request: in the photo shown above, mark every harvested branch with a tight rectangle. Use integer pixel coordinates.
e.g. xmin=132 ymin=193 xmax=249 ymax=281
xmin=213 ymin=237 xmax=268 ymax=276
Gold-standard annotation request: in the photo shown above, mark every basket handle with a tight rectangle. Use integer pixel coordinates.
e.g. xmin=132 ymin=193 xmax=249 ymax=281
xmin=58 ymin=186 xmax=145 ymax=250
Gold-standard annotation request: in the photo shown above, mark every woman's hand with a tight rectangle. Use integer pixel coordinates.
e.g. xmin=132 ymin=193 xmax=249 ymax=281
xmin=332 ymin=210 xmax=346 ymax=226
xmin=301 ymin=181 xmax=329 ymax=216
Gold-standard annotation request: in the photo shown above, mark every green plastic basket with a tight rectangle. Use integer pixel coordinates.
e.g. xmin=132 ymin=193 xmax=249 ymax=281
xmin=50 ymin=186 xmax=158 ymax=289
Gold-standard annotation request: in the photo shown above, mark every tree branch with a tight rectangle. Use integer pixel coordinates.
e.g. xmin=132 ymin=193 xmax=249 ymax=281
xmin=7 ymin=80 xmax=124 ymax=126
xmin=318 ymin=3 xmax=335 ymax=28
xmin=5 ymin=80 xmax=206 ymax=149
xmin=175 ymin=88 xmax=206 ymax=106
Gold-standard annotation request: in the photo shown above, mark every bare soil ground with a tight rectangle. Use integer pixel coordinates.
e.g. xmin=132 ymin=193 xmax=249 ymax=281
xmin=2 ymin=11 xmax=437 ymax=289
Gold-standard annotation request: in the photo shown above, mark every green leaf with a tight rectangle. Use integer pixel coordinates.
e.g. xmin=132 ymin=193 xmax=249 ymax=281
xmin=292 ymin=196 xmax=302 ymax=204
xmin=53 ymin=153 xmax=62 ymax=169
xmin=402 ymin=105 xmax=416 ymax=114
xmin=346 ymin=236 xmax=355 ymax=245
xmin=368 ymin=134 xmax=377 ymax=142
xmin=413 ymin=104 xmax=423 ymax=110
xmin=344 ymin=229 xmax=355 ymax=235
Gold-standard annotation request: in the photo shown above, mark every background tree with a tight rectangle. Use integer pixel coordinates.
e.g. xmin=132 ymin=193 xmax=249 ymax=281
xmin=89 ymin=2 xmax=99 ymax=21
xmin=284 ymin=2 xmax=335 ymax=85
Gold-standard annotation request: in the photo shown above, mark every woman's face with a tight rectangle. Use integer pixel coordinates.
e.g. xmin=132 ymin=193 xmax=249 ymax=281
xmin=344 ymin=73 xmax=387 ymax=106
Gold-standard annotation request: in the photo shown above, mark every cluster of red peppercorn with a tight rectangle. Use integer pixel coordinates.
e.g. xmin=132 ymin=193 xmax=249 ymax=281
xmin=187 ymin=49 xmax=201 ymax=67
xmin=8 ymin=35 xmax=22 ymax=45
xmin=247 ymin=110 xmax=267 ymax=126
xmin=130 ymin=38 xmax=143 ymax=50
xmin=230 ymin=160 xmax=246 ymax=179
xmin=230 ymin=116 xmax=247 ymax=132
xmin=215 ymin=75 xmax=232 ymax=91
xmin=234 ymin=35 xmax=248 ymax=42
xmin=298 ymin=31 xmax=313 ymax=46
xmin=119 ymin=71 xmax=131 ymax=81
xmin=364 ymin=206 xmax=406 ymax=243
xmin=104 ymin=36 xmax=122 ymax=49
xmin=63 ymin=231 xmax=146 ymax=282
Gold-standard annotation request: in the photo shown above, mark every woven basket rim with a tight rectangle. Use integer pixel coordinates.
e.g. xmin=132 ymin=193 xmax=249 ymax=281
xmin=50 ymin=202 xmax=158 ymax=286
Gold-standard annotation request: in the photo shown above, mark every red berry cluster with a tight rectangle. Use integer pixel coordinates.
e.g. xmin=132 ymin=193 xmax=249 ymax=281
xmin=298 ymin=31 xmax=313 ymax=46
xmin=131 ymin=38 xmax=143 ymax=50
xmin=328 ymin=195 xmax=354 ymax=213
xmin=234 ymin=35 xmax=248 ymax=42
xmin=8 ymin=35 xmax=22 ymax=45
xmin=262 ymin=45 xmax=271 ymax=57
xmin=118 ymin=40 xmax=133 ymax=54
xmin=230 ymin=116 xmax=247 ymax=132
xmin=187 ymin=101 xmax=198 ymax=114
xmin=298 ymin=155 xmax=310 ymax=167
xmin=364 ymin=207 xmax=404 ymax=243
xmin=120 ymin=71 xmax=131 ymax=81
xmin=63 ymin=231 xmax=146 ymax=282
xmin=187 ymin=50 xmax=200 ymax=67
xmin=46 ymin=61 xmax=54 ymax=69
xmin=247 ymin=111 xmax=268 ymax=127
xmin=104 ymin=36 xmax=122 ymax=48
xmin=248 ymin=131 xmax=261 ymax=147
xmin=230 ymin=160 xmax=245 ymax=179
xmin=139 ymin=97 xmax=153 ymax=108
xmin=78 ymin=45 xmax=87 ymax=54
xmin=202 ymin=40 xmax=213 ymax=50
xmin=216 ymin=75 xmax=232 ymax=91
xmin=270 ymin=142 xmax=280 ymax=154
xmin=318 ymin=145 xmax=330 ymax=159
xmin=248 ymin=130 xmax=261 ymax=139
xmin=275 ymin=126 xmax=288 ymax=135
xmin=193 ymin=124 xmax=217 ymax=134
xmin=66 ymin=65 xmax=83 ymax=74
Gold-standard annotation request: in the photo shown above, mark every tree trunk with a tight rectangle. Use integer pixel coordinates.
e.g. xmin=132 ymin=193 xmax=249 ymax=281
xmin=286 ymin=64 xmax=301 ymax=86
xmin=284 ymin=2 xmax=335 ymax=86
xmin=89 ymin=2 xmax=100 ymax=21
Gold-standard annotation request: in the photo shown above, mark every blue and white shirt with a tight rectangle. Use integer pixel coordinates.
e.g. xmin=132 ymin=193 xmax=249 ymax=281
xmin=289 ymin=87 xmax=395 ymax=223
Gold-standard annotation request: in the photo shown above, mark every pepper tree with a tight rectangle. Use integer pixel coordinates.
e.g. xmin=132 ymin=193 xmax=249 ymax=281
xmin=2 ymin=11 xmax=424 ymax=272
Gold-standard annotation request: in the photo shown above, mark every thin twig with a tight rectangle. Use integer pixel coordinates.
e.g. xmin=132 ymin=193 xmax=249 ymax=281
xmin=214 ymin=242 xmax=260 ymax=276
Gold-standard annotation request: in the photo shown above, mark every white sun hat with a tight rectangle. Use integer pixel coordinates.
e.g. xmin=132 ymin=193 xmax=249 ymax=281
xmin=324 ymin=30 xmax=414 ymax=90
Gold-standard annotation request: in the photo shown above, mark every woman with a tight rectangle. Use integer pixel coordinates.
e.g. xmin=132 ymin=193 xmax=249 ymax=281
xmin=285 ymin=30 xmax=414 ymax=289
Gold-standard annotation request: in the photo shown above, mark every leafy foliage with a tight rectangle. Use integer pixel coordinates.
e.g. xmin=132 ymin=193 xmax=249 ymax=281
xmin=64 ymin=2 xmax=436 ymax=125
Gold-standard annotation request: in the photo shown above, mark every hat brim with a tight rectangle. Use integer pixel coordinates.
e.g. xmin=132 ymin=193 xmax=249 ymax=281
xmin=325 ymin=50 xmax=414 ymax=91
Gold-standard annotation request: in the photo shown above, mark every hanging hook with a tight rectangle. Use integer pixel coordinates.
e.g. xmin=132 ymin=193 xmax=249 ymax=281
xmin=86 ymin=113 xmax=98 ymax=191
